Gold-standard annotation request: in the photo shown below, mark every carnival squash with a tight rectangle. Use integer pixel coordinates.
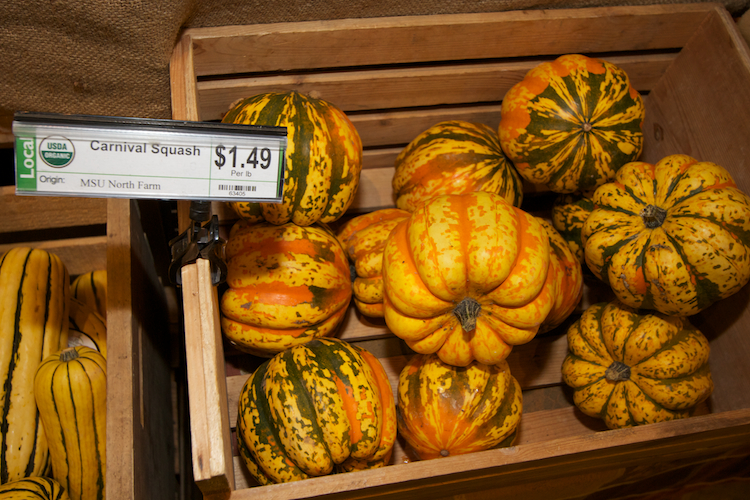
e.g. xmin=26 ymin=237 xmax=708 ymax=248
xmin=336 ymin=208 xmax=411 ymax=317
xmin=0 ymin=247 xmax=69 ymax=483
xmin=397 ymin=353 xmax=521 ymax=460
xmin=499 ymin=54 xmax=645 ymax=193
xmin=220 ymin=220 xmax=351 ymax=356
xmin=551 ymin=191 xmax=595 ymax=265
xmin=236 ymin=338 xmax=397 ymax=484
xmin=223 ymin=91 xmax=362 ymax=226
xmin=562 ymin=300 xmax=713 ymax=429
xmin=34 ymin=347 xmax=106 ymax=500
xmin=393 ymin=120 xmax=523 ymax=211
xmin=382 ymin=192 xmax=562 ymax=367
xmin=70 ymin=270 xmax=107 ymax=320
xmin=0 ymin=477 xmax=69 ymax=499
xmin=582 ymin=154 xmax=750 ymax=316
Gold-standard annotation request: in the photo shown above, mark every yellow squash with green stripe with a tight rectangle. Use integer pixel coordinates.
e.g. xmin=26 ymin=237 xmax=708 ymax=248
xmin=70 ymin=271 xmax=106 ymax=320
xmin=397 ymin=353 xmax=521 ymax=460
xmin=0 ymin=477 xmax=69 ymax=499
xmin=562 ymin=300 xmax=713 ymax=429
xmin=551 ymin=190 xmax=595 ymax=265
xmin=393 ymin=120 xmax=523 ymax=212
xmin=67 ymin=298 xmax=107 ymax=359
xmin=34 ymin=347 xmax=106 ymax=500
xmin=0 ymin=247 xmax=69 ymax=484
xmin=223 ymin=91 xmax=362 ymax=226
xmin=499 ymin=54 xmax=645 ymax=193
xmin=582 ymin=154 xmax=750 ymax=316
xmin=236 ymin=338 xmax=397 ymax=484
xmin=220 ymin=220 xmax=351 ymax=357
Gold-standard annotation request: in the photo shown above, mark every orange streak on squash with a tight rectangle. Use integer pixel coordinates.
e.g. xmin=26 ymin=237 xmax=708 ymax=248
xmin=632 ymin=265 xmax=648 ymax=296
xmin=334 ymin=377 xmax=363 ymax=446
xmin=233 ymin=283 xmax=315 ymax=307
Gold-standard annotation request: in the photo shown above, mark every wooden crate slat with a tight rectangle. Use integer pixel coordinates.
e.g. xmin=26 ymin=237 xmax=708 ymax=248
xmin=196 ymin=54 xmax=674 ymax=122
xmin=187 ymin=4 xmax=712 ymax=77
xmin=0 ymin=235 xmax=107 ymax=276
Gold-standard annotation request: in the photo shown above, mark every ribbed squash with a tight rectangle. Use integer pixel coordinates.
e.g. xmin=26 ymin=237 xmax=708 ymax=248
xmin=236 ymin=338 xmax=397 ymax=484
xmin=0 ymin=247 xmax=69 ymax=484
xmin=397 ymin=353 xmax=521 ymax=460
xmin=70 ymin=271 xmax=106 ymax=320
xmin=551 ymin=191 xmax=595 ymax=264
xmin=223 ymin=91 xmax=362 ymax=226
xmin=582 ymin=154 xmax=750 ymax=316
xmin=34 ymin=347 xmax=106 ymax=500
xmin=220 ymin=220 xmax=351 ymax=356
xmin=393 ymin=120 xmax=524 ymax=211
xmin=562 ymin=300 xmax=713 ymax=429
xmin=67 ymin=298 xmax=107 ymax=359
xmin=0 ymin=477 xmax=69 ymax=499
xmin=499 ymin=54 xmax=645 ymax=193
xmin=336 ymin=208 xmax=411 ymax=317
xmin=382 ymin=192 xmax=565 ymax=367
xmin=537 ymin=218 xmax=584 ymax=333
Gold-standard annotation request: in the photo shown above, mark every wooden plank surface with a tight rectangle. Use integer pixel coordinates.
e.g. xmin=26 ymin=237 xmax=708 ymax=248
xmin=0 ymin=235 xmax=107 ymax=276
xmin=0 ymin=185 xmax=107 ymax=233
xmin=186 ymin=3 xmax=713 ymax=77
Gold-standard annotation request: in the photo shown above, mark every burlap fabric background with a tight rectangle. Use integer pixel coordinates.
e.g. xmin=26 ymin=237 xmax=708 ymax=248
xmin=1 ymin=0 xmax=749 ymax=128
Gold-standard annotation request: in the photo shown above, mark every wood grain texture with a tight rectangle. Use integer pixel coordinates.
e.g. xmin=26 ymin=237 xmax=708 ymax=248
xmin=0 ymin=235 xmax=107 ymax=276
xmin=0 ymin=185 xmax=107 ymax=233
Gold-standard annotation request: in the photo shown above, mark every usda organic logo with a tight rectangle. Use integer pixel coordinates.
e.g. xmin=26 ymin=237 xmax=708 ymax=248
xmin=39 ymin=136 xmax=75 ymax=167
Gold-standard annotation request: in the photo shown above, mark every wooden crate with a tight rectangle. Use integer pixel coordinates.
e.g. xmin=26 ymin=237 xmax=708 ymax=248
xmin=0 ymin=188 xmax=176 ymax=500
xmin=169 ymin=3 xmax=750 ymax=499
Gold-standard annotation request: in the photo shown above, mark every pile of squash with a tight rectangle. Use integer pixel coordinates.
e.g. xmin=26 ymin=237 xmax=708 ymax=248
xmin=215 ymin=53 xmax=750 ymax=485
xmin=0 ymin=247 xmax=107 ymax=500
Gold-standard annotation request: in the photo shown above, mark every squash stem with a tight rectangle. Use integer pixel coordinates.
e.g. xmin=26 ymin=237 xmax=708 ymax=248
xmin=640 ymin=204 xmax=667 ymax=228
xmin=453 ymin=297 xmax=481 ymax=332
xmin=60 ymin=347 xmax=80 ymax=362
xmin=605 ymin=361 xmax=631 ymax=382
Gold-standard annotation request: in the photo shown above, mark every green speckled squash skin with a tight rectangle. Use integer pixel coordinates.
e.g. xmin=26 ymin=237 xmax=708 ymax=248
xmin=223 ymin=91 xmax=362 ymax=226
xmin=551 ymin=190 xmax=595 ymax=264
xmin=562 ymin=300 xmax=713 ymax=429
xmin=499 ymin=54 xmax=645 ymax=193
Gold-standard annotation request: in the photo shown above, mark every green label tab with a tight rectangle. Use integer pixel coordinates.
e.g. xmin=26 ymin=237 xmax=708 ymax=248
xmin=15 ymin=136 xmax=37 ymax=191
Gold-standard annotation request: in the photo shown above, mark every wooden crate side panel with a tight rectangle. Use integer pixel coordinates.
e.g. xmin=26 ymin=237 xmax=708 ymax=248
xmin=187 ymin=4 xmax=713 ymax=77
xmin=0 ymin=185 xmax=107 ymax=233
xmin=641 ymin=8 xmax=750 ymax=414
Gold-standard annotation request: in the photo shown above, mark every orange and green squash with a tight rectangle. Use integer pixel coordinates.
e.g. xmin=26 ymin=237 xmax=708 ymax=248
xmin=336 ymin=208 xmax=411 ymax=317
xmin=220 ymin=220 xmax=352 ymax=356
xmin=562 ymin=300 xmax=713 ymax=429
xmin=236 ymin=338 xmax=397 ymax=484
xmin=397 ymin=353 xmax=521 ymax=460
xmin=499 ymin=54 xmax=645 ymax=193
xmin=223 ymin=91 xmax=362 ymax=226
xmin=0 ymin=477 xmax=69 ymax=499
xmin=382 ymin=192 xmax=561 ymax=367
xmin=582 ymin=154 xmax=750 ymax=316
xmin=0 ymin=247 xmax=69 ymax=483
xmin=393 ymin=120 xmax=523 ymax=211
xmin=34 ymin=346 xmax=106 ymax=500
xmin=551 ymin=190 xmax=595 ymax=264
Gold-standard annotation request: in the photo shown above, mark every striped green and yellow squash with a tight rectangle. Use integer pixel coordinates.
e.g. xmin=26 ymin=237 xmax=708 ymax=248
xmin=397 ymin=353 xmax=521 ymax=460
xmin=0 ymin=247 xmax=70 ymax=484
xmin=67 ymin=298 xmax=107 ymax=359
xmin=223 ymin=91 xmax=363 ymax=226
xmin=562 ymin=300 xmax=713 ymax=429
xmin=236 ymin=338 xmax=397 ymax=484
xmin=0 ymin=477 xmax=69 ymax=499
xmin=336 ymin=208 xmax=411 ymax=318
xmin=499 ymin=54 xmax=645 ymax=193
xmin=582 ymin=154 xmax=750 ymax=316
xmin=34 ymin=347 xmax=106 ymax=500
xmin=393 ymin=120 xmax=524 ymax=211
xmin=70 ymin=271 xmax=106 ymax=320
xmin=220 ymin=220 xmax=352 ymax=357
xmin=551 ymin=190 xmax=595 ymax=265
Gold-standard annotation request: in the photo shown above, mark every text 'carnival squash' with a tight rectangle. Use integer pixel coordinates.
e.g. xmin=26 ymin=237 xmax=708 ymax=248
xmin=582 ymin=154 xmax=750 ymax=316
xmin=223 ymin=91 xmax=362 ymax=226
xmin=382 ymin=192 xmax=577 ymax=367
xmin=220 ymin=220 xmax=351 ymax=357
xmin=393 ymin=120 xmax=524 ymax=212
xmin=336 ymin=208 xmax=411 ymax=318
xmin=236 ymin=338 xmax=397 ymax=484
xmin=397 ymin=353 xmax=521 ymax=460
xmin=0 ymin=247 xmax=69 ymax=483
xmin=499 ymin=54 xmax=645 ymax=193
xmin=562 ymin=300 xmax=713 ymax=429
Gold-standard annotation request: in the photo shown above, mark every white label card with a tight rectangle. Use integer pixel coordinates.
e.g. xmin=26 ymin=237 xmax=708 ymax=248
xmin=13 ymin=112 xmax=287 ymax=203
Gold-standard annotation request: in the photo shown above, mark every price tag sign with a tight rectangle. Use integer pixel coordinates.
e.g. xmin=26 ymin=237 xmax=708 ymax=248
xmin=12 ymin=112 xmax=287 ymax=202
